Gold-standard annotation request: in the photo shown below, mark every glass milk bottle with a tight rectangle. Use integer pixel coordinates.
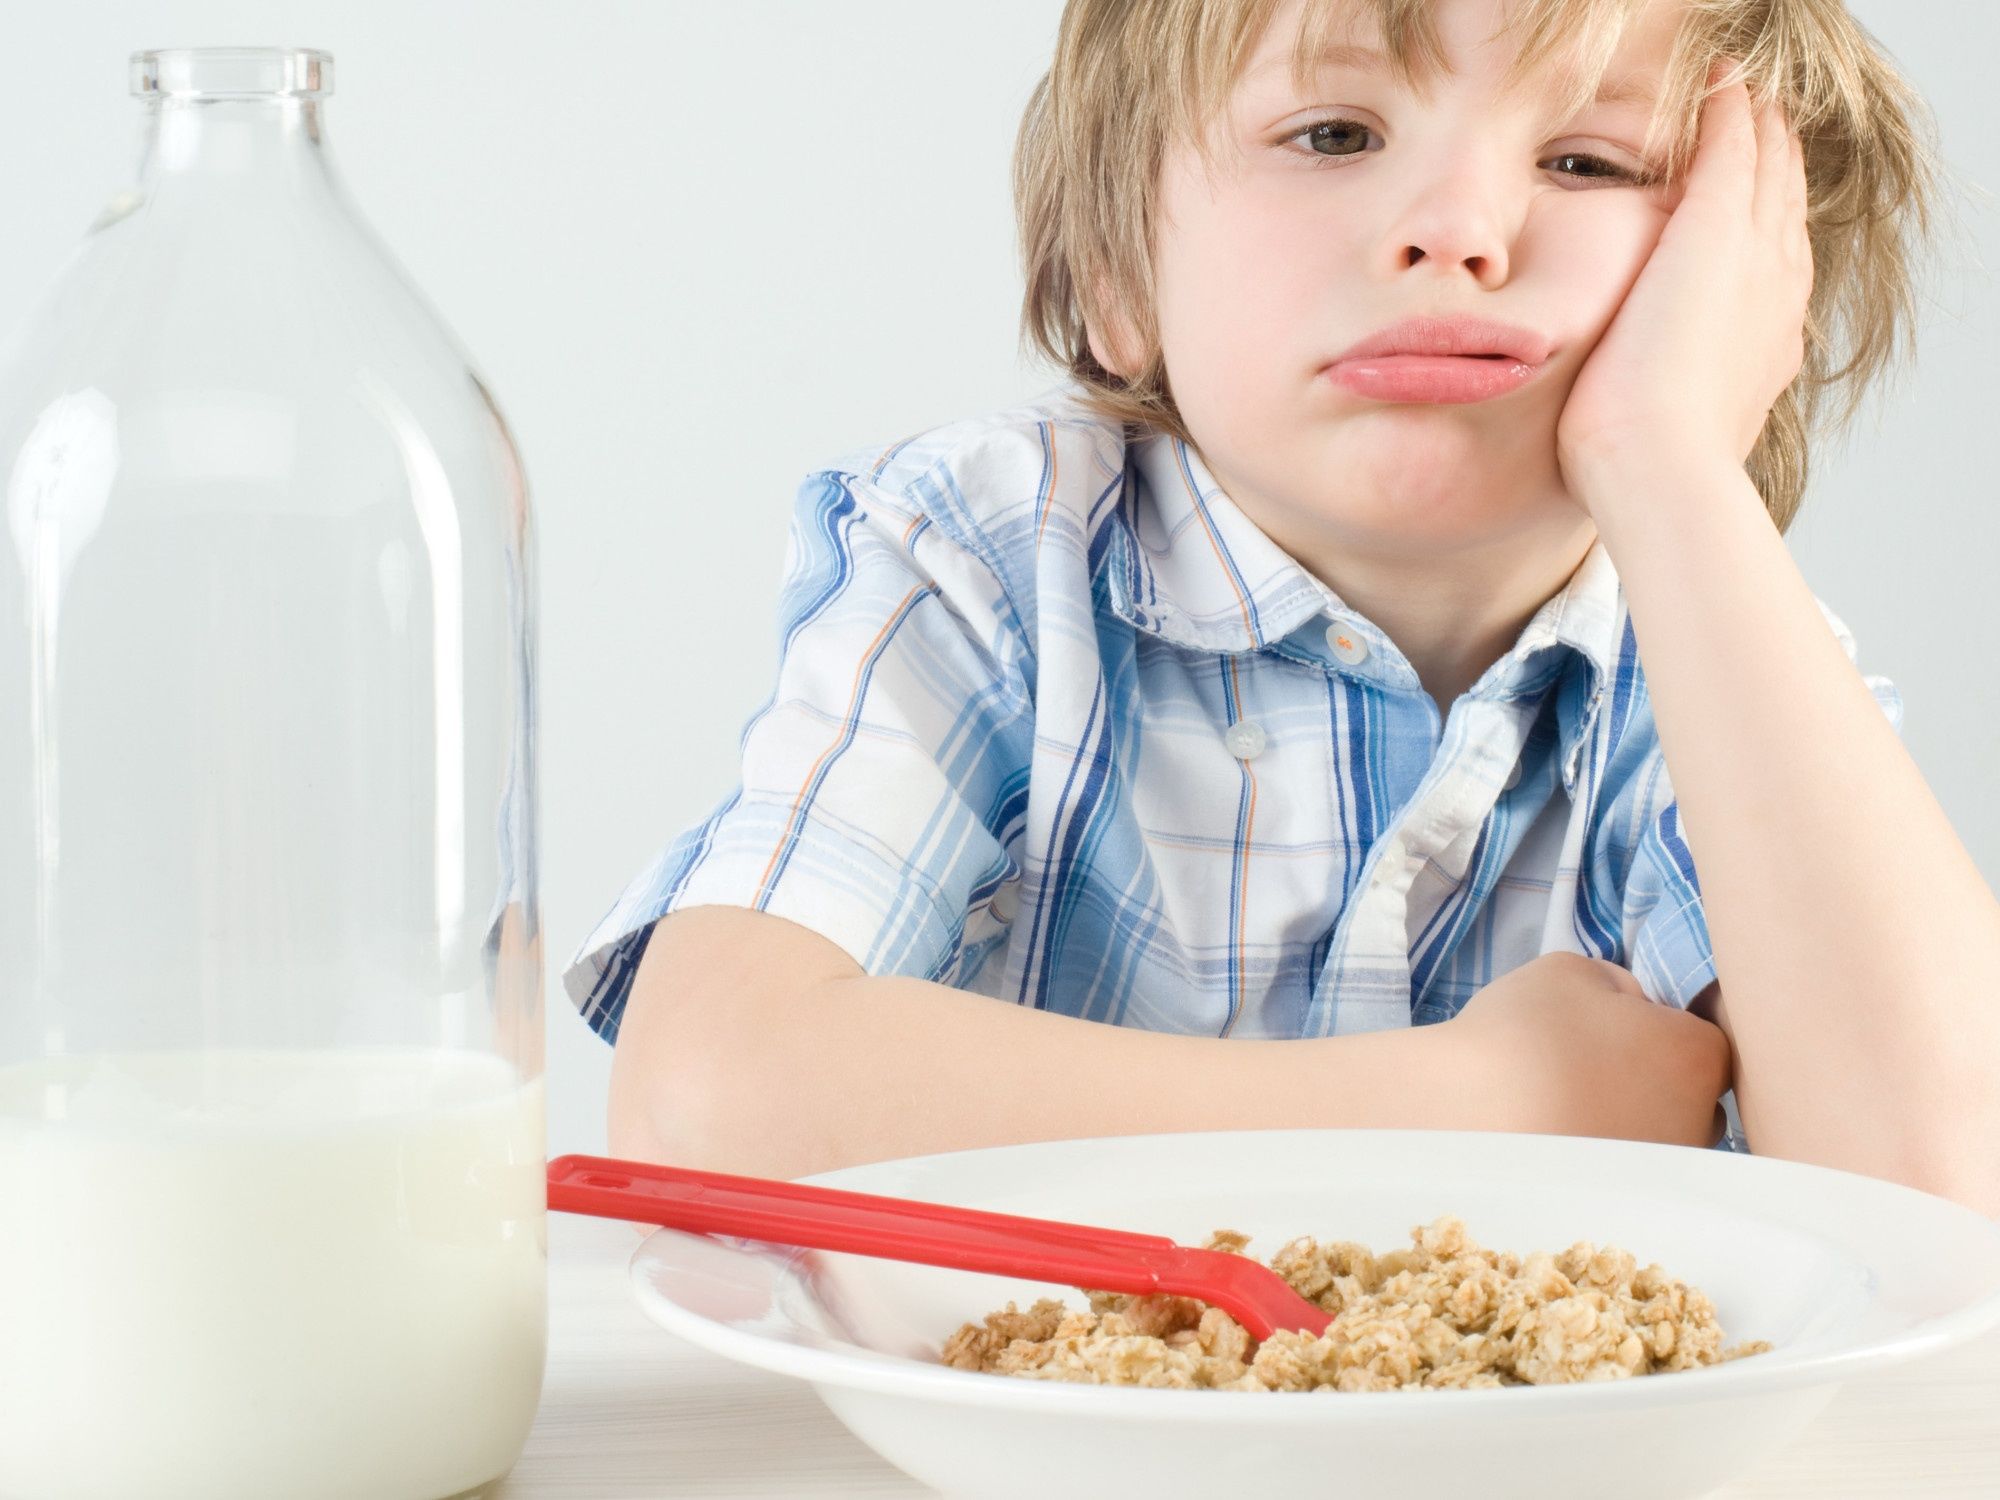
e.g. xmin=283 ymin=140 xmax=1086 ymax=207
xmin=0 ymin=48 xmax=545 ymax=1500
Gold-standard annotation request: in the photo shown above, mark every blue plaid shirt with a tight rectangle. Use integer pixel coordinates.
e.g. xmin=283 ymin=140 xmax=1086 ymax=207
xmin=563 ymin=381 xmax=1902 ymax=1153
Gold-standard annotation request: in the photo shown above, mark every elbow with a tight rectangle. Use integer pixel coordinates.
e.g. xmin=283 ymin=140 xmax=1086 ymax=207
xmin=1897 ymin=1150 xmax=2000 ymax=1223
xmin=605 ymin=911 xmax=865 ymax=1179
xmin=600 ymin=1037 xmax=733 ymax=1248
xmin=607 ymin=1009 xmax=807 ymax=1178
xmin=1909 ymin=1050 xmax=2000 ymax=1220
xmin=606 ymin=1032 xmax=726 ymax=1171
xmin=1899 ymin=1119 xmax=2000 ymax=1223
xmin=604 ymin=1088 xmax=679 ymax=1166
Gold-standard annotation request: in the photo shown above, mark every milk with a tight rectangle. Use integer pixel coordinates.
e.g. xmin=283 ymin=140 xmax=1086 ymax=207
xmin=0 ymin=1047 xmax=547 ymax=1500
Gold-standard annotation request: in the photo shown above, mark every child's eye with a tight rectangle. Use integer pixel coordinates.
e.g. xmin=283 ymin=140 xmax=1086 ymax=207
xmin=1282 ymin=116 xmax=1650 ymax=186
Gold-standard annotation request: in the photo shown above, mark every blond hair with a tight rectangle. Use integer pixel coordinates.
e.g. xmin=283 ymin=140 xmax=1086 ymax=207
xmin=1013 ymin=0 xmax=1955 ymax=532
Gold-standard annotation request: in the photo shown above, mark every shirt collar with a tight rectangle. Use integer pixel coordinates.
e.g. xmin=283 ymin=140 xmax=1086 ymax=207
xmin=1104 ymin=428 xmax=1625 ymax=710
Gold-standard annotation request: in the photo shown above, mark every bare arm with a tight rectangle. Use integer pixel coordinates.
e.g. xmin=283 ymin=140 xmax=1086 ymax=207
xmin=607 ymin=904 xmax=1516 ymax=1181
xmin=1590 ymin=458 xmax=2000 ymax=1218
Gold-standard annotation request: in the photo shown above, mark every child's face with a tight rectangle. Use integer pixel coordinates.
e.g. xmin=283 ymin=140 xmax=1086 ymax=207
xmin=1109 ymin=0 xmax=1689 ymax=563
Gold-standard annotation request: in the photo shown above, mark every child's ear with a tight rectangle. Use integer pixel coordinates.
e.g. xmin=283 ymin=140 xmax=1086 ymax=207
xmin=1085 ymin=322 xmax=1130 ymax=379
xmin=1085 ymin=274 xmax=1144 ymax=380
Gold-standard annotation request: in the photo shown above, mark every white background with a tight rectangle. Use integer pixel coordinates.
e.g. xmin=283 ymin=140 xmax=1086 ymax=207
xmin=1 ymin=2 xmax=1992 ymax=1157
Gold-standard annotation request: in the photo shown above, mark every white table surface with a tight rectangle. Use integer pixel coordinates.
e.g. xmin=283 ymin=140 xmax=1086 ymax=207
xmin=491 ymin=1212 xmax=2000 ymax=1499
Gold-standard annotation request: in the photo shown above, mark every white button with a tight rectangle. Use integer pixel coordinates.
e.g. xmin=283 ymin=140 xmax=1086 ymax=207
xmin=1325 ymin=624 xmax=1369 ymax=665
xmin=1503 ymin=761 xmax=1522 ymax=790
xmin=1223 ymin=720 xmax=1267 ymax=760
xmin=991 ymin=882 xmax=1016 ymax=923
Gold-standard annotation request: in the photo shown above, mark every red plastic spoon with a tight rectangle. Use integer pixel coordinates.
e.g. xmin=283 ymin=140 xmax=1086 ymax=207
xmin=547 ymin=1153 xmax=1333 ymax=1342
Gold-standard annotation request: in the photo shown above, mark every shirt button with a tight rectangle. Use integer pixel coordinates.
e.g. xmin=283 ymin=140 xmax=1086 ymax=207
xmin=1224 ymin=720 xmax=1268 ymax=760
xmin=1503 ymin=761 xmax=1522 ymax=791
xmin=1325 ymin=623 xmax=1370 ymax=665
xmin=991 ymin=882 xmax=1016 ymax=923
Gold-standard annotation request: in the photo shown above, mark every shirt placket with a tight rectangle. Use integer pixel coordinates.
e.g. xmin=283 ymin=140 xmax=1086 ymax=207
xmin=1311 ymin=692 xmax=1542 ymax=1037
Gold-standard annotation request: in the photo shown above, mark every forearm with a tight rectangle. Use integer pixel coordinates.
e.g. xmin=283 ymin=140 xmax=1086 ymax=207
xmin=613 ymin=969 xmax=1501 ymax=1181
xmin=1589 ymin=459 xmax=2000 ymax=1213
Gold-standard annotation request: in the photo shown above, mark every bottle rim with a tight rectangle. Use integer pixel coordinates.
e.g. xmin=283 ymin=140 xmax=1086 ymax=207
xmin=130 ymin=47 xmax=333 ymax=100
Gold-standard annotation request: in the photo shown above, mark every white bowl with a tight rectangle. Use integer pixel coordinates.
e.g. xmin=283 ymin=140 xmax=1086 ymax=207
xmin=628 ymin=1129 xmax=2000 ymax=1500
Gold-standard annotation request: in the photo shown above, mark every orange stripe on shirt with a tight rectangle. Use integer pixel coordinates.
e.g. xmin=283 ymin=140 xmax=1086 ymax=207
xmin=1181 ymin=446 xmax=1257 ymax=645
xmin=869 ymin=436 xmax=917 ymax=479
xmin=756 ymin=583 xmax=930 ymax=896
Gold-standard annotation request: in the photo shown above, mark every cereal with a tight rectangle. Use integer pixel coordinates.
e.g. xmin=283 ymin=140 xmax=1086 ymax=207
xmin=938 ymin=1215 xmax=1771 ymax=1390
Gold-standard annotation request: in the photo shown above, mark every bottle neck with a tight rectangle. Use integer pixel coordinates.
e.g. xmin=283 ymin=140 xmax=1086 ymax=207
xmin=128 ymin=49 xmax=337 ymax=202
xmin=141 ymin=96 xmax=332 ymax=188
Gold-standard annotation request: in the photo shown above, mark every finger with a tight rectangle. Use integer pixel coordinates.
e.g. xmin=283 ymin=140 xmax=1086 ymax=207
xmin=1786 ymin=122 xmax=1811 ymax=260
xmin=1751 ymin=91 xmax=1791 ymax=239
xmin=1693 ymin=57 xmax=1756 ymax=210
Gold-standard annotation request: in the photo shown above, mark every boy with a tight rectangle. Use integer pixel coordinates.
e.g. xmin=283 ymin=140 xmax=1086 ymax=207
xmin=566 ymin=0 xmax=2000 ymax=1216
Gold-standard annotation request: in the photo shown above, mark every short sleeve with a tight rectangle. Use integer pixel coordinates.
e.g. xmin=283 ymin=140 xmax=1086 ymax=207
xmin=1621 ymin=795 xmax=1721 ymax=1012
xmin=561 ymin=469 xmax=1034 ymax=1044
xmin=1622 ymin=599 xmax=1901 ymax=1012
